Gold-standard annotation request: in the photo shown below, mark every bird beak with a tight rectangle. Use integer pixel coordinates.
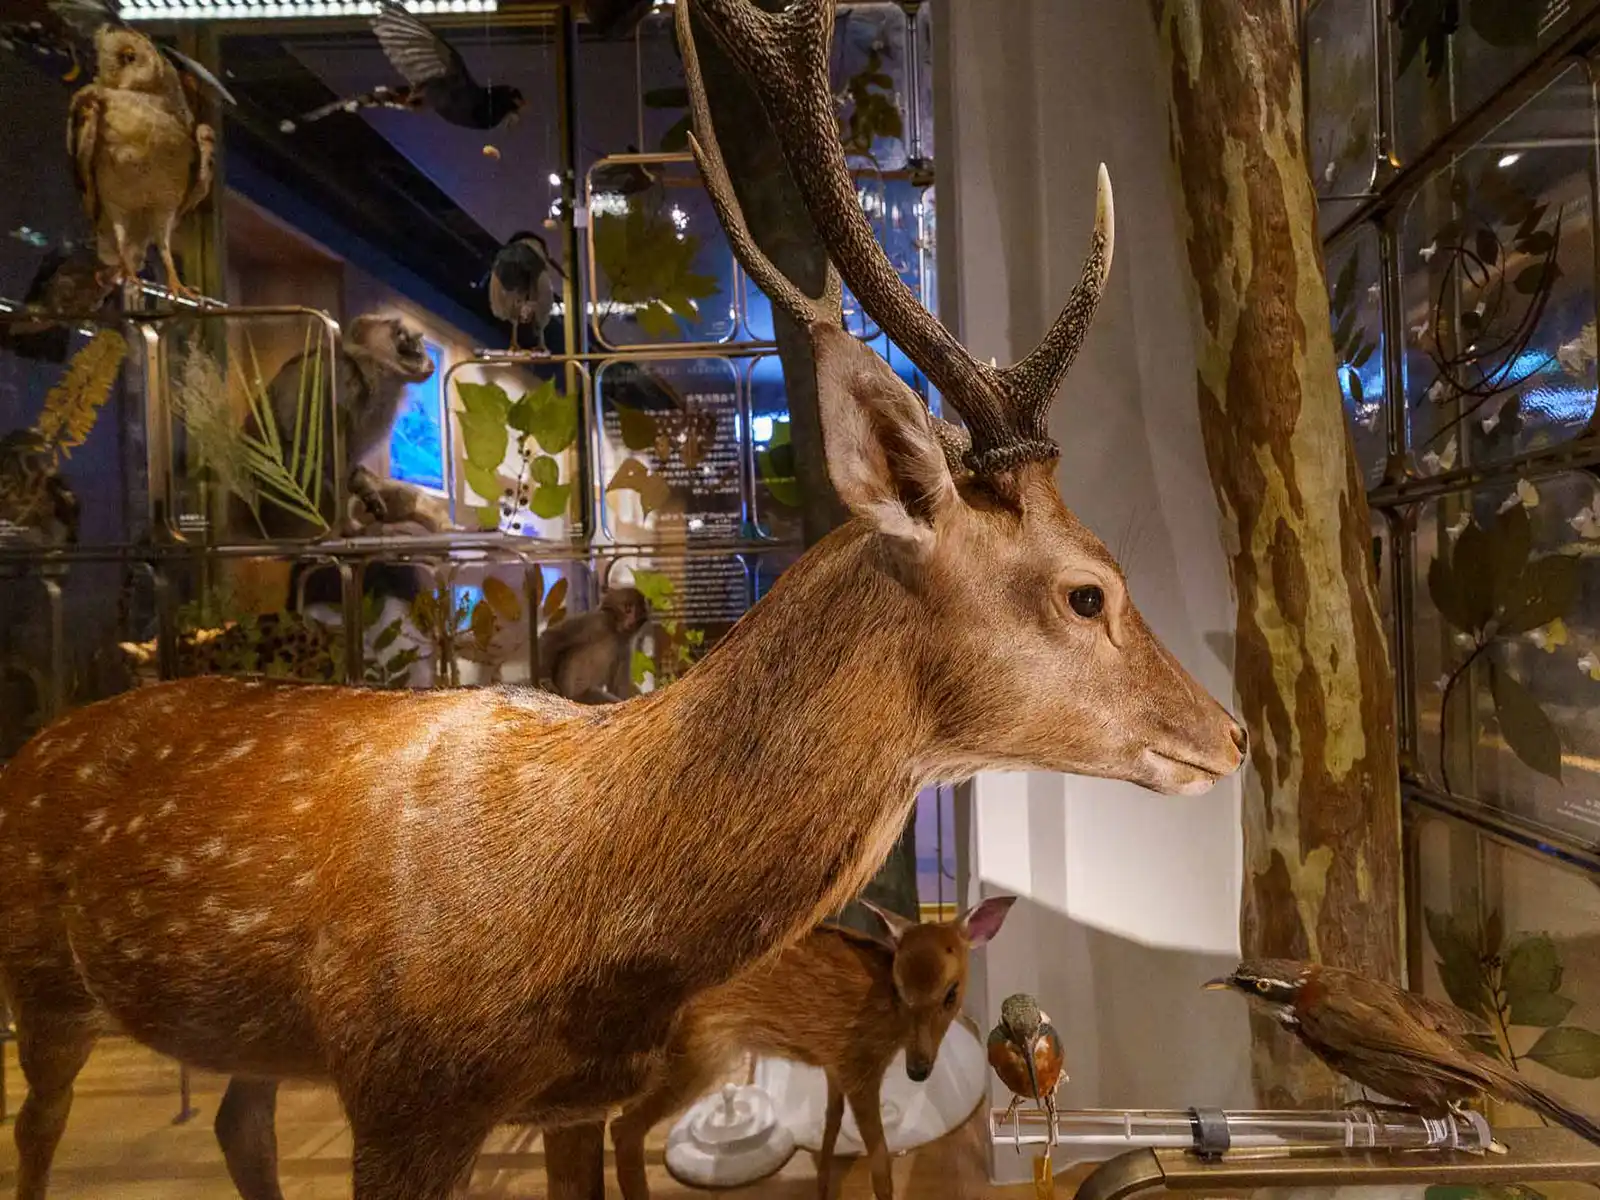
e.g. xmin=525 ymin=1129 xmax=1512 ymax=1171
xmin=1202 ymin=977 xmax=1232 ymax=991
xmin=1038 ymin=1010 xmax=1052 ymax=1026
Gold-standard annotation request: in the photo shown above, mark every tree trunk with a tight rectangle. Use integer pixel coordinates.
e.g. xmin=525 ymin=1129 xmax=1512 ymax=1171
xmin=1153 ymin=0 xmax=1402 ymax=1105
xmin=691 ymin=7 xmax=918 ymax=927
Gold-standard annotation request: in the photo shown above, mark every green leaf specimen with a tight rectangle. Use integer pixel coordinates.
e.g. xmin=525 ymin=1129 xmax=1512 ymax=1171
xmin=593 ymin=201 xmax=720 ymax=340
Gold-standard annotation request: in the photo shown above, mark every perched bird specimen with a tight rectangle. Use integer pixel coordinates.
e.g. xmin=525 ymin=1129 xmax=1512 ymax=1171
xmin=487 ymin=230 xmax=563 ymax=352
xmin=1 ymin=0 xmax=235 ymax=104
xmin=1207 ymin=960 xmax=1600 ymax=1148
xmin=67 ymin=25 xmax=216 ymax=296
xmin=284 ymin=0 xmax=525 ymax=132
xmin=0 ymin=241 xmax=113 ymax=363
xmin=988 ymin=993 xmax=1067 ymax=1140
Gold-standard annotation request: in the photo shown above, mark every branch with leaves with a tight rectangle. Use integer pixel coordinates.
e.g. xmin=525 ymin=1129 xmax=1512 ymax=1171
xmin=1428 ymin=499 xmax=1578 ymax=791
xmin=627 ymin=568 xmax=704 ymax=690
xmin=1427 ymin=900 xmax=1600 ymax=1081
xmin=592 ymin=198 xmax=720 ymax=343
xmin=456 ymin=378 xmax=578 ymax=532
xmin=408 ymin=572 xmax=525 ymax=686
xmin=1413 ymin=165 xmax=1564 ymax=462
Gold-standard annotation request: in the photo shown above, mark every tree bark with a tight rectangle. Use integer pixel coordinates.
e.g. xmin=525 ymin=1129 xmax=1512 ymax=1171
xmin=691 ymin=8 xmax=919 ymax=927
xmin=1153 ymin=0 xmax=1402 ymax=1104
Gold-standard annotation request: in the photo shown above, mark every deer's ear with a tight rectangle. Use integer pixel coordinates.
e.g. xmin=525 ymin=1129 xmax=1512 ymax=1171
xmin=857 ymin=898 xmax=918 ymax=947
xmin=957 ymin=895 xmax=1016 ymax=947
xmin=818 ymin=349 xmax=957 ymax=547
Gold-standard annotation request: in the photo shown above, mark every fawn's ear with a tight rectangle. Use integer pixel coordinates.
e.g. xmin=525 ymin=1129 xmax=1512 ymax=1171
xmin=858 ymin=898 xmax=918 ymax=947
xmin=958 ymin=895 xmax=1017 ymax=947
xmin=816 ymin=337 xmax=957 ymax=549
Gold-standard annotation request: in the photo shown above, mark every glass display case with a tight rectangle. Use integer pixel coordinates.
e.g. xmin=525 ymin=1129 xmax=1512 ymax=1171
xmin=0 ymin=3 xmax=961 ymax=1191
xmin=1306 ymin=0 xmax=1600 ymax=1185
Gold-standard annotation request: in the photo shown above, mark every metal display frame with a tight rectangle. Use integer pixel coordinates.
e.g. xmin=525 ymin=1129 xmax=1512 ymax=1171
xmin=1306 ymin=2 xmax=1600 ymax=889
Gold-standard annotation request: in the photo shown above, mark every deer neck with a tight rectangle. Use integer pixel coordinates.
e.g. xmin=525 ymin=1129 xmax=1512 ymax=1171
xmin=582 ymin=523 xmax=941 ymax=978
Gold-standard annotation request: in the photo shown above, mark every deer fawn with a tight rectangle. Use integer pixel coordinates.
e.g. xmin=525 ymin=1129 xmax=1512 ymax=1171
xmin=608 ymin=896 xmax=1017 ymax=1200
xmin=0 ymin=1 xmax=1244 ymax=1197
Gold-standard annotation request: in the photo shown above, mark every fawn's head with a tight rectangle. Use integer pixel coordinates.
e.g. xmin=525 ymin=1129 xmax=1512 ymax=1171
xmin=860 ymin=896 xmax=1015 ymax=1081
xmin=678 ymin=0 xmax=1246 ymax=795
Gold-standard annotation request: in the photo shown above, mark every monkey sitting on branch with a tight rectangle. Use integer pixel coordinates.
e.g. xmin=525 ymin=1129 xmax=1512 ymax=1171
xmin=537 ymin=586 xmax=651 ymax=703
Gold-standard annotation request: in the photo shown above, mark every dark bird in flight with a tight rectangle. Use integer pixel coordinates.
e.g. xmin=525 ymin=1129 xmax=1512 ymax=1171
xmin=284 ymin=1 xmax=524 ymax=133
xmin=486 ymin=230 xmax=563 ymax=353
xmin=987 ymin=993 xmax=1066 ymax=1141
xmin=0 ymin=0 xmax=235 ymax=104
xmin=1207 ymin=959 xmax=1600 ymax=1148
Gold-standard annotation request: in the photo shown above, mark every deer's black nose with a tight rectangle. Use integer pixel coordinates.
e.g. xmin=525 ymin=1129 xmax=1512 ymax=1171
xmin=906 ymin=1061 xmax=931 ymax=1083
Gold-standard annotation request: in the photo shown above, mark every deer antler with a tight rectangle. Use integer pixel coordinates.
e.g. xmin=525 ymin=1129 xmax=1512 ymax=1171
xmin=676 ymin=0 xmax=970 ymax=473
xmin=684 ymin=0 xmax=1112 ymax=478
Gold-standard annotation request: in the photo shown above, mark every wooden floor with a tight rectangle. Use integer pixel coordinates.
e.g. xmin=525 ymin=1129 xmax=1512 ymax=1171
xmin=0 ymin=1038 xmax=1044 ymax=1198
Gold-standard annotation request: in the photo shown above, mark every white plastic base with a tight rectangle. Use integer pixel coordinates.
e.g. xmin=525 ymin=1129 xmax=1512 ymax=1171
xmin=662 ymin=1083 xmax=797 ymax=1189
xmin=753 ymin=1020 xmax=989 ymax=1156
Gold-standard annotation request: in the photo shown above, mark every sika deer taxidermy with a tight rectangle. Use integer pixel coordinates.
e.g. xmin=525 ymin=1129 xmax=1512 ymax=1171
xmin=0 ymin=3 xmax=1243 ymax=1199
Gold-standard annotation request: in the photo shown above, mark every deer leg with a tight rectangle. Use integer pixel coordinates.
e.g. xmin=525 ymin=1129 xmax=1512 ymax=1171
xmin=610 ymin=1055 xmax=725 ymax=1200
xmin=348 ymin=1116 xmax=490 ymax=1200
xmin=214 ymin=1076 xmax=284 ymax=1200
xmin=544 ymin=1122 xmax=606 ymax=1200
xmin=844 ymin=1082 xmax=894 ymax=1200
xmin=816 ymin=1073 xmax=846 ymax=1200
xmin=13 ymin=1008 xmax=97 ymax=1200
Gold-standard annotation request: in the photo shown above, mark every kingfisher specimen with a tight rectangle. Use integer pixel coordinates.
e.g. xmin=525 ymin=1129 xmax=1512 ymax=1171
xmin=987 ymin=993 xmax=1066 ymax=1140
xmin=1207 ymin=959 xmax=1600 ymax=1148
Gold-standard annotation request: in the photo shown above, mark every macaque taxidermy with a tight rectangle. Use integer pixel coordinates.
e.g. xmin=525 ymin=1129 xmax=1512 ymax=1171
xmin=231 ymin=312 xmax=450 ymax=608
xmin=538 ymin=586 xmax=651 ymax=703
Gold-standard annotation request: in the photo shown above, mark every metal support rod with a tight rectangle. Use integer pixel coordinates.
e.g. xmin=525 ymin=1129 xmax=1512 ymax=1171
xmin=338 ymin=561 xmax=365 ymax=684
xmin=1403 ymin=780 xmax=1600 ymax=878
xmin=1074 ymin=1125 xmax=1599 ymax=1200
xmin=989 ymin=1105 xmax=1495 ymax=1156
xmin=555 ymin=4 xmax=592 ymax=540
xmin=1323 ymin=8 xmax=1600 ymax=244
xmin=0 ymin=534 xmax=794 ymax=568
xmin=174 ymin=1064 xmax=196 ymax=1124
xmin=39 ymin=577 xmax=65 ymax=721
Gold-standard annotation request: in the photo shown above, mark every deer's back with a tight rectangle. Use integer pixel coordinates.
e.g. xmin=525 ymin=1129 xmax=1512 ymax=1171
xmin=678 ymin=926 xmax=899 ymax=1074
xmin=0 ymin=676 xmax=599 ymax=1074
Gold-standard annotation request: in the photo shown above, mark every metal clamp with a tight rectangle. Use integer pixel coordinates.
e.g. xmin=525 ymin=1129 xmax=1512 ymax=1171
xmin=1186 ymin=1108 xmax=1230 ymax=1160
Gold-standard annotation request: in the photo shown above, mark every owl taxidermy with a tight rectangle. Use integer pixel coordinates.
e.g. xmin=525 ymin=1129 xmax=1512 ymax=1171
xmin=67 ymin=26 xmax=215 ymax=298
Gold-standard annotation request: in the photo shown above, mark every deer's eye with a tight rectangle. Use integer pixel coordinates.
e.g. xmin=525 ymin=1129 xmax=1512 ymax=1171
xmin=944 ymin=983 xmax=959 ymax=1009
xmin=1067 ymin=586 xmax=1104 ymax=619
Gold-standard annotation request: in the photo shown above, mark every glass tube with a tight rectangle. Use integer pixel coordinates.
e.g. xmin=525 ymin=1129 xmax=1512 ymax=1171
xmin=988 ymin=1107 xmax=1495 ymax=1159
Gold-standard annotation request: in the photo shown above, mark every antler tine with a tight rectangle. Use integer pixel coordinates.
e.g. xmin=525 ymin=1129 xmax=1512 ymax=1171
xmin=996 ymin=166 xmax=1115 ymax=441
xmin=677 ymin=0 xmax=840 ymax=329
xmin=690 ymin=0 xmax=1116 ymax=478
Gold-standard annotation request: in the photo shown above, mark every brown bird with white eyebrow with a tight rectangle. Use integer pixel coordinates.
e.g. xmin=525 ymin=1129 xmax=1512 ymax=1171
xmin=1208 ymin=959 xmax=1600 ymax=1148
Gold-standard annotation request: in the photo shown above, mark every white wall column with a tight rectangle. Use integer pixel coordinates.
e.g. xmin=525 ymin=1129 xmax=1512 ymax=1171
xmin=933 ymin=0 xmax=1255 ymax=1182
